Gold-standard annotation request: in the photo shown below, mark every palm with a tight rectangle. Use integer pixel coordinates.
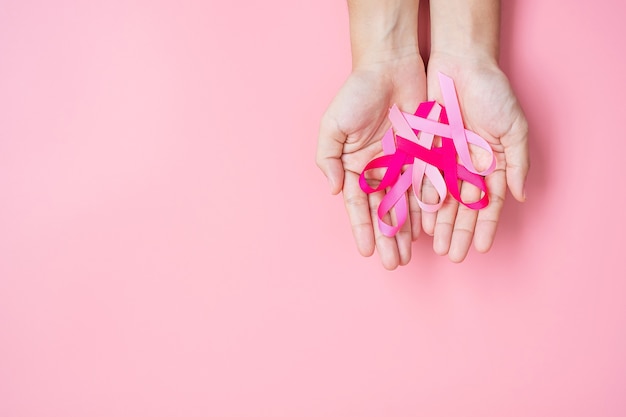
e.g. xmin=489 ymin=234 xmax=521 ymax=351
xmin=317 ymin=55 xmax=427 ymax=269
xmin=327 ymin=60 xmax=426 ymax=176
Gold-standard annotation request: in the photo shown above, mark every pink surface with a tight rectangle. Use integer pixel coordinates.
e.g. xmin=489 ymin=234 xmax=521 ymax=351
xmin=1 ymin=1 xmax=625 ymax=416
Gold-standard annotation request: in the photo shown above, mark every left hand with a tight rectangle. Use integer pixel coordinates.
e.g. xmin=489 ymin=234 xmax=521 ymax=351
xmin=421 ymin=52 xmax=530 ymax=262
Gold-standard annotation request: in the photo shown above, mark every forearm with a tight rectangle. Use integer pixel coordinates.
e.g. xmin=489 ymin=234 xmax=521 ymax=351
xmin=347 ymin=0 xmax=421 ymax=69
xmin=429 ymin=0 xmax=500 ymax=62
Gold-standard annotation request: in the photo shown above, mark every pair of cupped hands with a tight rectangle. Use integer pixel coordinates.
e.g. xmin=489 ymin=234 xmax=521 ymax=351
xmin=316 ymin=50 xmax=529 ymax=268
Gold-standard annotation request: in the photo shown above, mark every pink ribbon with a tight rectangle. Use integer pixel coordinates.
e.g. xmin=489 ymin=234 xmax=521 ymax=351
xmin=359 ymin=72 xmax=496 ymax=237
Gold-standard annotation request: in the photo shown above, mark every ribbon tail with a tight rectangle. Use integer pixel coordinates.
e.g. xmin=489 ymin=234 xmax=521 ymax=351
xmin=377 ymin=166 xmax=413 ymax=237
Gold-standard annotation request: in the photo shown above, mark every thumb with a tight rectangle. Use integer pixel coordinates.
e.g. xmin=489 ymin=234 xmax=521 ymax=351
xmin=502 ymin=114 xmax=530 ymax=202
xmin=316 ymin=116 xmax=346 ymax=195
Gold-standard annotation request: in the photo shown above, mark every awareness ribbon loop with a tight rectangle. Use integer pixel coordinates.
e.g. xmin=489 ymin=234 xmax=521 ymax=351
xmin=358 ymin=72 xmax=497 ymax=237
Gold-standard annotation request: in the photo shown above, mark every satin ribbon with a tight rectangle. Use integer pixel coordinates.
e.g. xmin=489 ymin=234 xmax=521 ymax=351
xmin=359 ymin=72 xmax=496 ymax=237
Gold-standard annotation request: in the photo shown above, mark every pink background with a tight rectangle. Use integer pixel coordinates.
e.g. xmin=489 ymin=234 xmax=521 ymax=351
xmin=1 ymin=0 xmax=625 ymax=416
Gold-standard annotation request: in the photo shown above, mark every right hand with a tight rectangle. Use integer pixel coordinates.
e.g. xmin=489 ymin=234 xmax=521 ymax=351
xmin=316 ymin=52 xmax=427 ymax=270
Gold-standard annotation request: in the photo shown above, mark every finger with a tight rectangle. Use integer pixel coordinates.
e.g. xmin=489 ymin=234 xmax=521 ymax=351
xmin=316 ymin=115 xmax=346 ymax=195
xmin=502 ymin=113 xmax=530 ymax=202
xmin=420 ymin=176 xmax=439 ymax=236
xmin=343 ymin=171 xmax=375 ymax=257
xmin=474 ymin=166 xmax=507 ymax=253
xmin=418 ymin=132 xmax=442 ymax=236
xmin=433 ymin=194 xmax=458 ymax=257
xmin=394 ymin=193 xmax=413 ymax=266
xmin=369 ymin=189 xmax=401 ymax=270
xmin=408 ymin=186 xmax=422 ymax=241
xmin=448 ymin=181 xmax=481 ymax=263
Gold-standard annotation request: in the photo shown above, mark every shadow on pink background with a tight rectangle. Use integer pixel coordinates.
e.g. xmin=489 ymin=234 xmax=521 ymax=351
xmin=1 ymin=1 xmax=625 ymax=416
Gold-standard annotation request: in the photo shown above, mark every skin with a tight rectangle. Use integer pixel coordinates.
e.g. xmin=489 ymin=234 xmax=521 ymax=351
xmin=316 ymin=0 xmax=529 ymax=267
xmin=424 ymin=0 xmax=529 ymax=262
xmin=316 ymin=0 xmax=426 ymax=270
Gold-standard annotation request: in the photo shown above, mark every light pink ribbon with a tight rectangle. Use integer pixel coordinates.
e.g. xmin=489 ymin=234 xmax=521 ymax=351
xmin=359 ymin=72 xmax=497 ymax=237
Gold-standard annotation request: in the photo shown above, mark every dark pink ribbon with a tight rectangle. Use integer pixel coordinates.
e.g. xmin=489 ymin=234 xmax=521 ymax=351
xmin=359 ymin=73 xmax=496 ymax=237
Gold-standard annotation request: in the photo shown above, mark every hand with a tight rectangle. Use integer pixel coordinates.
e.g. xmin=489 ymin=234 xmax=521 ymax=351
xmin=421 ymin=52 xmax=530 ymax=262
xmin=316 ymin=53 xmax=427 ymax=270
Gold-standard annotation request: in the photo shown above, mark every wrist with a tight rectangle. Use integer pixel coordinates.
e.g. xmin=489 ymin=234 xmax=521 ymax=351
xmin=429 ymin=0 xmax=500 ymax=63
xmin=348 ymin=0 xmax=420 ymax=70
xmin=428 ymin=50 xmax=500 ymax=72
xmin=430 ymin=36 xmax=499 ymax=65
